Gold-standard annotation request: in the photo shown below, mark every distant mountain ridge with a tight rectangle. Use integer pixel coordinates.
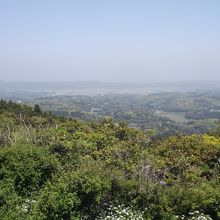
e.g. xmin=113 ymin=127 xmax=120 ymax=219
xmin=1 ymin=80 xmax=220 ymax=93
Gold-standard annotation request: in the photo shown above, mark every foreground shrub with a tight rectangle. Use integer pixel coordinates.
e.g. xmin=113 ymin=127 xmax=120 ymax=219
xmin=33 ymin=157 xmax=111 ymax=219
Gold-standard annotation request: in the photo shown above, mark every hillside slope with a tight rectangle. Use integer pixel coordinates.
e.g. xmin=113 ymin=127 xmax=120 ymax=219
xmin=0 ymin=100 xmax=219 ymax=219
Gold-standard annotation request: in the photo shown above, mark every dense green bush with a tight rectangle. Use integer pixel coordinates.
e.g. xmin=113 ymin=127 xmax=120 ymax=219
xmin=0 ymin=144 xmax=60 ymax=219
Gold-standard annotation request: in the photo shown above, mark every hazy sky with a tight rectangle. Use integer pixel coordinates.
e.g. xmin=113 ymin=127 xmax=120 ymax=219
xmin=0 ymin=0 xmax=219 ymax=82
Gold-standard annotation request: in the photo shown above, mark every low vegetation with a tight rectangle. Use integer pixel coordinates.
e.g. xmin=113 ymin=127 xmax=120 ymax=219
xmin=0 ymin=100 xmax=219 ymax=219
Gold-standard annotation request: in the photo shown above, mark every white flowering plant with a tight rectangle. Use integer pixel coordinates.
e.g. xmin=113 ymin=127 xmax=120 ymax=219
xmin=176 ymin=210 xmax=212 ymax=220
xmin=96 ymin=204 xmax=145 ymax=220
xmin=17 ymin=199 xmax=37 ymax=214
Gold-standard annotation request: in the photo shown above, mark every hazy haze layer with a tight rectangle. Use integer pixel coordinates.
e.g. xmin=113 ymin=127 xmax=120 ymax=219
xmin=0 ymin=0 xmax=219 ymax=82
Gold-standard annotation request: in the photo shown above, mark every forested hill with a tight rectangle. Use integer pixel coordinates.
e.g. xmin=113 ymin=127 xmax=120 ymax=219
xmin=0 ymin=100 xmax=219 ymax=219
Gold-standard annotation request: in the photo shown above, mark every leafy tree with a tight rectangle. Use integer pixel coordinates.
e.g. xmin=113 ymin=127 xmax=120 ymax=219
xmin=34 ymin=104 xmax=42 ymax=115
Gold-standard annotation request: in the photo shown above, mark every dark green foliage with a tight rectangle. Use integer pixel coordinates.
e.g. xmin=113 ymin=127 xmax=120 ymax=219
xmin=33 ymin=104 xmax=42 ymax=115
xmin=0 ymin=101 xmax=219 ymax=219
xmin=34 ymin=158 xmax=111 ymax=219
xmin=0 ymin=145 xmax=60 ymax=196
xmin=0 ymin=145 xmax=60 ymax=219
